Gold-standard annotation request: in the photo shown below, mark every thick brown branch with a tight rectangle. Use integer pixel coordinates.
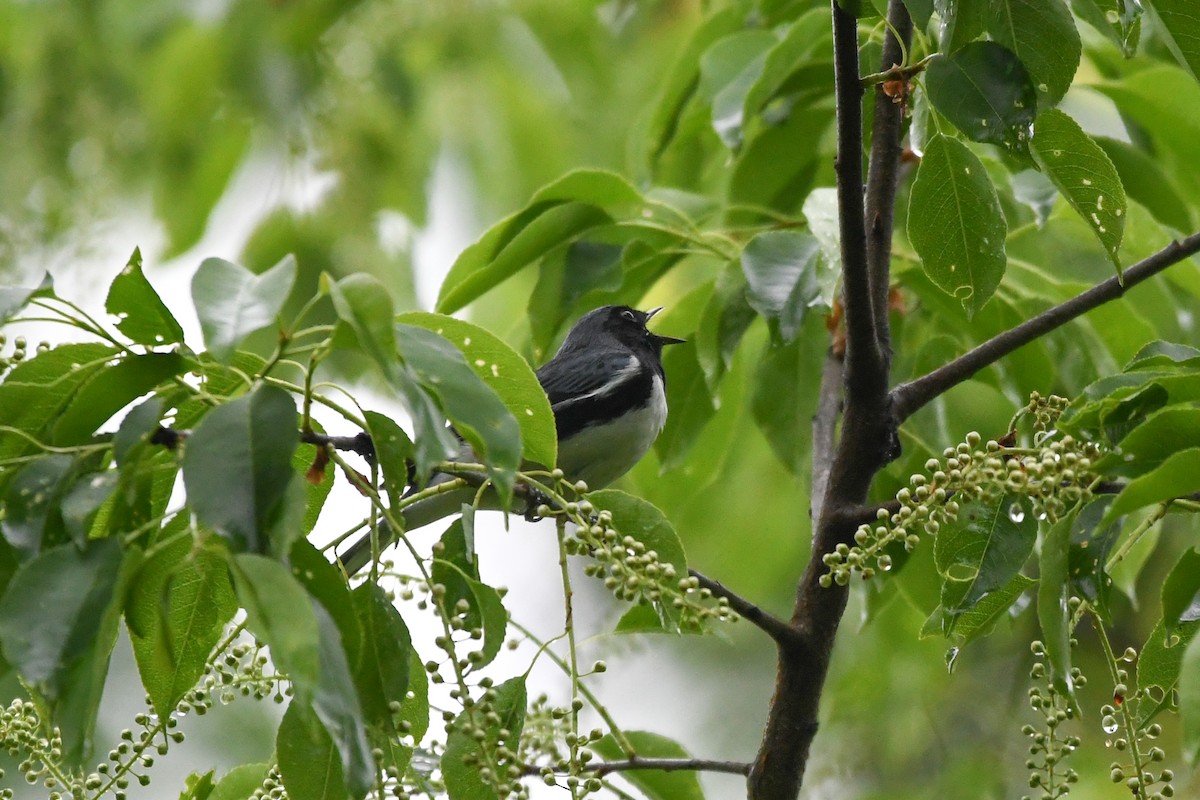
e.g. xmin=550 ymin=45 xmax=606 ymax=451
xmin=689 ymin=568 xmax=796 ymax=645
xmin=830 ymin=0 xmax=879 ymax=401
xmin=864 ymin=0 xmax=913 ymax=354
xmin=891 ymin=230 xmax=1200 ymax=422
xmin=750 ymin=5 xmax=913 ymax=799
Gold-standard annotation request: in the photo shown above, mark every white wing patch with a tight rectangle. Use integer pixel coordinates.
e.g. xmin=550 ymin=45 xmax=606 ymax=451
xmin=553 ymin=355 xmax=641 ymax=409
xmin=556 ymin=373 xmax=668 ymax=489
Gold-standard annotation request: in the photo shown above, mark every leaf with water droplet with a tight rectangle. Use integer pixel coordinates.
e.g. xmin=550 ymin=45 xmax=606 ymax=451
xmin=907 ymin=134 xmax=1007 ymax=317
xmin=1030 ymin=109 xmax=1126 ymax=273
xmin=925 ymin=42 xmax=1038 ymax=153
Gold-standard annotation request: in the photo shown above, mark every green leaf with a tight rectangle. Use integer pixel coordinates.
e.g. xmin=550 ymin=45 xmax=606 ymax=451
xmin=1038 ymin=506 xmax=1079 ymax=702
xmin=697 ymin=30 xmax=777 ymax=149
xmin=351 ymin=582 xmax=412 ymax=732
xmin=1096 ymin=137 xmax=1191 ymax=233
xmin=935 ymin=495 xmax=1036 ymax=633
xmin=442 ymin=676 xmax=526 ymax=800
xmin=1103 ymin=447 xmax=1200 ymax=523
xmin=1067 ymin=497 xmax=1121 ymax=622
xmin=309 ymin=602 xmax=374 ymax=798
xmin=801 ymin=188 xmax=843 ymax=285
xmin=0 ymin=455 xmax=74 ymax=558
xmin=208 ymin=764 xmax=270 ymax=800
xmin=655 ymin=342 xmax=717 ymax=471
xmin=178 ymin=769 xmax=216 ymax=800
xmin=587 ymin=490 xmax=688 ymax=579
xmin=924 ymin=574 xmax=1037 ymax=646
xmin=182 ymin=386 xmax=300 ymax=553
xmin=588 ymin=731 xmax=704 ymax=800
xmin=907 ymin=133 xmax=1008 ymax=316
xmin=925 ymin=42 xmax=1037 ymax=152
xmin=61 ymin=470 xmax=118 ymax=545
xmin=1029 ymin=109 xmax=1126 ymax=270
xmin=288 ymin=539 xmax=361 ymax=670
xmin=528 ymin=241 xmax=624 ymax=356
xmin=1162 ymin=548 xmax=1200 ymax=634
xmin=51 ymin=352 xmax=186 ymax=446
xmin=191 ymin=255 xmax=297 ymax=362
xmin=741 ymin=230 xmax=826 ymax=342
xmin=395 ymin=323 xmax=522 ymax=502
xmin=328 ymin=273 xmax=399 ymax=371
xmin=431 ymin=520 xmax=508 ymax=670
xmin=0 ymin=272 xmax=53 ymax=326
xmin=398 ymin=648 xmax=430 ymax=743
xmin=1136 ymin=619 xmax=1199 ymax=726
xmin=329 ymin=275 xmax=455 ymax=481
xmin=105 ymin=248 xmax=185 ymax=346
xmin=1072 ymin=0 xmax=1142 ymax=56
xmin=231 ymin=553 xmax=320 ymax=694
xmin=1182 ymin=632 xmax=1200 ymax=765
xmin=127 ymin=536 xmax=237 ymax=720
xmin=695 ymin=261 xmax=756 ymax=391
xmin=0 ymin=344 xmax=118 ymax=476
xmin=0 ymin=538 xmax=135 ymax=765
xmin=436 ymin=170 xmax=642 ymax=314
xmin=399 ymin=311 xmax=556 ymax=469
xmin=114 ymin=397 xmax=165 ymax=467
xmin=1147 ymin=0 xmax=1200 ymax=81
xmin=362 ymin=411 xmax=413 ymax=512
xmin=750 ymin=318 xmax=825 ymax=475
xmin=985 ymin=0 xmax=1081 ymax=108
xmin=936 ymin=0 xmax=988 ymax=51
xmin=0 ymin=539 xmax=123 ymax=695
xmin=1096 ymin=407 xmax=1200 ymax=478
xmin=277 ymin=700 xmax=349 ymax=800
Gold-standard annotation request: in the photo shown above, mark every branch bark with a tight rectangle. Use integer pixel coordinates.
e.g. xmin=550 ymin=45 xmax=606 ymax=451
xmin=748 ymin=3 xmax=912 ymax=799
xmin=891 ymin=230 xmax=1200 ymax=422
xmin=689 ymin=568 xmax=796 ymax=645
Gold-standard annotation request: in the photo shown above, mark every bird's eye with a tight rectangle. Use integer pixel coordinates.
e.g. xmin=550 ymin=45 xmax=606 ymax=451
xmin=621 ymin=309 xmax=637 ymax=323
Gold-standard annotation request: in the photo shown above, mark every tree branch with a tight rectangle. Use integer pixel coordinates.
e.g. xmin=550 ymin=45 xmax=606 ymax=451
xmin=749 ymin=4 xmax=912 ymax=799
xmin=891 ymin=230 xmax=1200 ymax=422
xmin=864 ymin=0 xmax=913 ymax=354
xmin=830 ymin=0 xmax=879 ymax=401
xmin=594 ymin=758 xmax=752 ymax=778
xmin=689 ymin=568 xmax=796 ymax=645
xmin=525 ymin=758 xmax=751 ymax=778
xmin=809 ymin=352 xmax=844 ymax=526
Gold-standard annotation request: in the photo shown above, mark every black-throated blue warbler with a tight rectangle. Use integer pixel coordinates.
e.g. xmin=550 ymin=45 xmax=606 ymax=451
xmin=338 ymin=304 xmax=683 ymax=574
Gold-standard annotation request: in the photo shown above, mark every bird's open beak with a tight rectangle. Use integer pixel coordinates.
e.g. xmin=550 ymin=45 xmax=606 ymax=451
xmin=643 ymin=307 xmax=686 ymax=345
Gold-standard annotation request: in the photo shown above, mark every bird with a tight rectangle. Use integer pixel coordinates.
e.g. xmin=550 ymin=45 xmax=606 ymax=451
xmin=535 ymin=304 xmax=684 ymax=490
xmin=337 ymin=305 xmax=683 ymax=574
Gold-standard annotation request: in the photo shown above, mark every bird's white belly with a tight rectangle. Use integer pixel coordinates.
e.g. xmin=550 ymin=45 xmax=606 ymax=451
xmin=557 ymin=373 xmax=667 ymax=490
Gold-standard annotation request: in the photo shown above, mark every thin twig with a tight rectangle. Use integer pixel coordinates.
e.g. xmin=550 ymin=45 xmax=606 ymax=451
xmin=525 ymin=758 xmax=751 ymax=778
xmin=688 ymin=569 xmax=795 ymax=645
xmin=593 ymin=758 xmax=751 ymax=778
xmin=891 ymin=231 xmax=1200 ymax=422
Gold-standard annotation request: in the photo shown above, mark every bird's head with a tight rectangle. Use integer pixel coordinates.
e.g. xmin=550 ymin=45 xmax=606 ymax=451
xmin=566 ymin=305 xmax=686 ymax=355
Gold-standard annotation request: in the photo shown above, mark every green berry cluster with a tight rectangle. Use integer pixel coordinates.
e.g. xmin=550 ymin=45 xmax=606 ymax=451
xmin=1021 ymin=641 xmax=1084 ymax=800
xmin=249 ymin=766 xmax=286 ymax=799
xmin=1101 ymin=646 xmax=1175 ymax=800
xmin=0 ymin=697 xmax=65 ymax=798
xmin=566 ymin=507 xmax=734 ymax=629
xmin=822 ymin=394 xmax=1103 ymax=585
xmin=445 ymin=680 xmax=530 ymax=800
xmin=0 ymin=335 xmax=46 ymax=376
